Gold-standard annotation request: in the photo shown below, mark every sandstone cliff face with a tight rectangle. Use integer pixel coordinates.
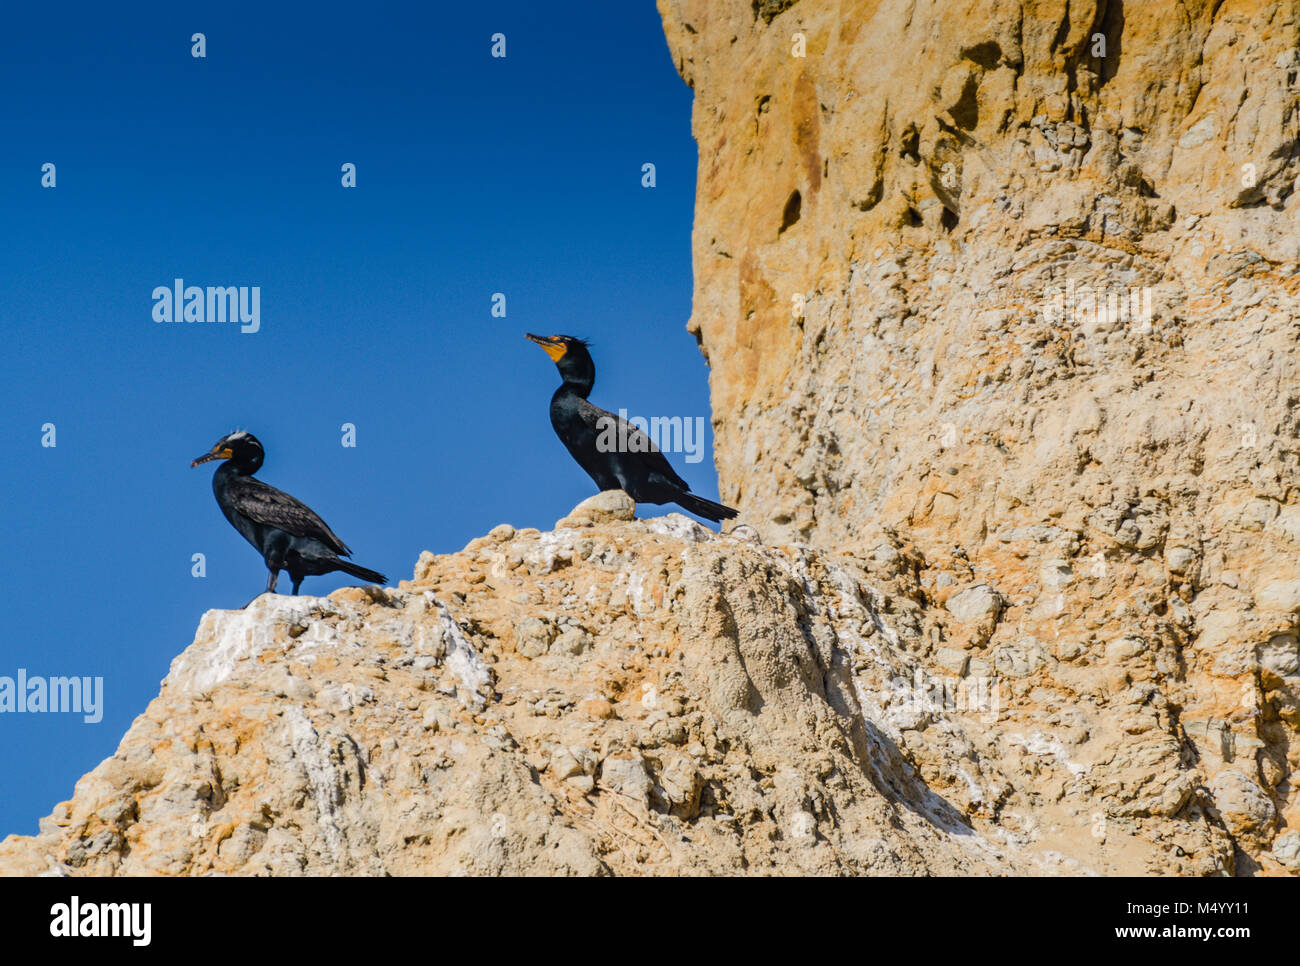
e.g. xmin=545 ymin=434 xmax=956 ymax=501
xmin=0 ymin=495 xmax=1239 ymax=875
xmin=658 ymin=0 xmax=1300 ymax=873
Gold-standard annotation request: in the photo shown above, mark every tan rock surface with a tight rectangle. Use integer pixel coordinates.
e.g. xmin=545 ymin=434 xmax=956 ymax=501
xmin=0 ymin=506 xmax=1230 ymax=875
xmin=658 ymin=0 xmax=1299 ymax=873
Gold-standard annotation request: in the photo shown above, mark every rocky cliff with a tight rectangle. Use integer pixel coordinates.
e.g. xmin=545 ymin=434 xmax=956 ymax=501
xmin=657 ymin=0 xmax=1300 ymax=874
xmin=3 ymin=1 xmax=1298 ymax=876
xmin=0 ymin=492 xmax=1252 ymax=875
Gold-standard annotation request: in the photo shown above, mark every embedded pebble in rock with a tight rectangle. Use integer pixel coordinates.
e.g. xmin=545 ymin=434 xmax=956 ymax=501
xmin=1208 ymin=769 xmax=1277 ymax=850
xmin=1273 ymin=830 xmax=1300 ymax=873
xmin=599 ymin=757 xmax=654 ymax=808
xmin=945 ymin=585 xmax=1003 ymax=624
xmin=556 ymin=490 xmax=637 ymax=528
xmin=1256 ymin=580 xmax=1300 ymax=615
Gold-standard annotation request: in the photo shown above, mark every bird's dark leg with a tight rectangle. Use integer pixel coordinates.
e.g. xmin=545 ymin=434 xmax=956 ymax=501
xmin=240 ymin=567 xmax=281 ymax=608
xmin=239 ymin=567 xmax=282 ymax=609
xmin=291 ymin=576 xmax=303 ymax=595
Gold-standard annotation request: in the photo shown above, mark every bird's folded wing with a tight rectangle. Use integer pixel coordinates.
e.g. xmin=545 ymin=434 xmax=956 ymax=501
xmin=225 ymin=475 xmax=352 ymax=555
xmin=578 ymin=399 xmax=691 ymax=492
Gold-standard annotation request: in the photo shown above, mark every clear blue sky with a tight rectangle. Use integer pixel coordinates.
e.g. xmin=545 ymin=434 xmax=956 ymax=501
xmin=0 ymin=1 xmax=709 ymax=836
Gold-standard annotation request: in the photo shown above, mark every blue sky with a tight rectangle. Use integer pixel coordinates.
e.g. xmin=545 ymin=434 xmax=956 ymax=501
xmin=0 ymin=2 xmax=709 ymax=836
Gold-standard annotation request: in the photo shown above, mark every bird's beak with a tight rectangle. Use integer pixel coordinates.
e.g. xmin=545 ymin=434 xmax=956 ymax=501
xmin=526 ymin=332 xmax=566 ymax=362
xmin=190 ymin=446 xmax=232 ymax=468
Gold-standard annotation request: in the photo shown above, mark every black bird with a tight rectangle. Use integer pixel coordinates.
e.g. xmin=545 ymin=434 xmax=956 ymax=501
xmin=526 ymin=333 xmax=738 ymax=523
xmin=190 ymin=430 xmax=387 ymax=596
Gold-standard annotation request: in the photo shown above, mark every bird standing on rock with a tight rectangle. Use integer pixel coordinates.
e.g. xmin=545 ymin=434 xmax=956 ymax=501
xmin=190 ymin=430 xmax=387 ymax=597
xmin=526 ymin=333 xmax=738 ymax=523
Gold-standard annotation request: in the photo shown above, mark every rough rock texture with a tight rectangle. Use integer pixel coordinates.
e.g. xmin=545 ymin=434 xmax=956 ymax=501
xmin=658 ymin=0 xmax=1300 ymax=874
xmin=0 ymin=496 xmax=1239 ymax=875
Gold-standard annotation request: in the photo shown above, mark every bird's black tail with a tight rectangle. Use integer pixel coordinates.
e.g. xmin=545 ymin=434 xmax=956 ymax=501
xmin=674 ymin=491 xmax=739 ymax=523
xmin=336 ymin=560 xmax=387 ymax=586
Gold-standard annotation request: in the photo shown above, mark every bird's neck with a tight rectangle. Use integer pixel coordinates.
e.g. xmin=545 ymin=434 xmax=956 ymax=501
xmin=216 ymin=459 xmax=258 ymax=479
xmin=557 ymin=374 xmax=594 ymax=399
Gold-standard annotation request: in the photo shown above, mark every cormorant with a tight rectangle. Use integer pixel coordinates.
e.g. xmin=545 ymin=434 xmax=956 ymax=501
xmin=190 ymin=430 xmax=387 ymax=596
xmin=526 ymin=333 xmax=738 ymax=523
